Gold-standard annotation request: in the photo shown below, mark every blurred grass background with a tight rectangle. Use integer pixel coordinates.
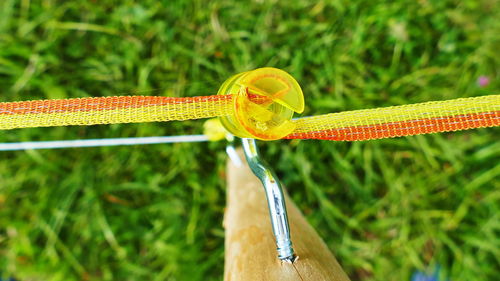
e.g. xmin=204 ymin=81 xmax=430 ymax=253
xmin=0 ymin=0 xmax=499 ymax=280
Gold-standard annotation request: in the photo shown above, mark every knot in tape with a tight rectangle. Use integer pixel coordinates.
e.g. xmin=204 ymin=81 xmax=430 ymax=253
xmin=218 ymin=67 xmax=304 ymax=140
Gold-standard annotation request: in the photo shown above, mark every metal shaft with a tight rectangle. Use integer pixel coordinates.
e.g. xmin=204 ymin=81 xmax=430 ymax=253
xmin=241 ymin=138 xmax=296 ymax=263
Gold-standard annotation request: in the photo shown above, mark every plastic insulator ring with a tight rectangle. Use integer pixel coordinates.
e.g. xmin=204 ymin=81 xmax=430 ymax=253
xmin=218 ymin=67 xmax=304 ymax=140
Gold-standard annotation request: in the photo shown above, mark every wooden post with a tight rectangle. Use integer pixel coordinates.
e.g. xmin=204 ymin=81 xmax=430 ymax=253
xmin=224 ymin=149 xmax=350 ymax=281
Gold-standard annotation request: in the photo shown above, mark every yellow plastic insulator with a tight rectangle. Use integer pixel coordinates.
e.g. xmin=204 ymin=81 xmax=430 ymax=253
xmin=218 ymin=67 xmax=304 ymax=140
xmin=203 ymin=118 xmax=227 ymax=141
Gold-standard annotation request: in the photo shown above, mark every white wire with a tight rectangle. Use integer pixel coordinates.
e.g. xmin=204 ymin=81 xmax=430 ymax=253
xmin=0 ymin=135 xmax=209 ymax=151
xmin=0 ymin=116 xmax=312 ymax=152
xmin=226 ymin=145 xmax=243 ymax=167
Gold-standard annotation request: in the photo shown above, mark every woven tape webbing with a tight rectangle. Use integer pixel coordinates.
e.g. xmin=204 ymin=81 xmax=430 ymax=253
xmin=0 ymin=95 xmax=233 ymax=130
xmin=0 ymin=94 xmax=498 ymax=141
xmin=287 ymin=95 xmax=499 ymax=140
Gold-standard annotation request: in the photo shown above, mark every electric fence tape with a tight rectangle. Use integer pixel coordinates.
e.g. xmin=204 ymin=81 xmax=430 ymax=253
xmin=0 ymin=68 xmax=498 ymax=141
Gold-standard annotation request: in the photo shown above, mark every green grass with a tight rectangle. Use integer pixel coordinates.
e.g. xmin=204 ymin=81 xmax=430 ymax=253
xmin=0 ymin=0 xmax=499 ymax=280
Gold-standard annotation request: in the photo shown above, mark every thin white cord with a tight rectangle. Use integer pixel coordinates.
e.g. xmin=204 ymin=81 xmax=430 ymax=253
xmin=0 ymin=135 xmax=209 ymax=151
xmin=226 ymin=145 xmax=242 ymax=167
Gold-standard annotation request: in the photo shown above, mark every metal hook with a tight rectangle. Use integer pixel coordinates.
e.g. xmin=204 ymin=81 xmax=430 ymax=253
xmin=241 ymin=138 xmax=297 ymax=263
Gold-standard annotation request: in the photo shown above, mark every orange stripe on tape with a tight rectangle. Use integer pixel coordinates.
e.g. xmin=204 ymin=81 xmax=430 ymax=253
xmin=286 ymin=111 xmax=500 ymax=141
xmin=0 ymin=95 xmax=232 ymax=115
